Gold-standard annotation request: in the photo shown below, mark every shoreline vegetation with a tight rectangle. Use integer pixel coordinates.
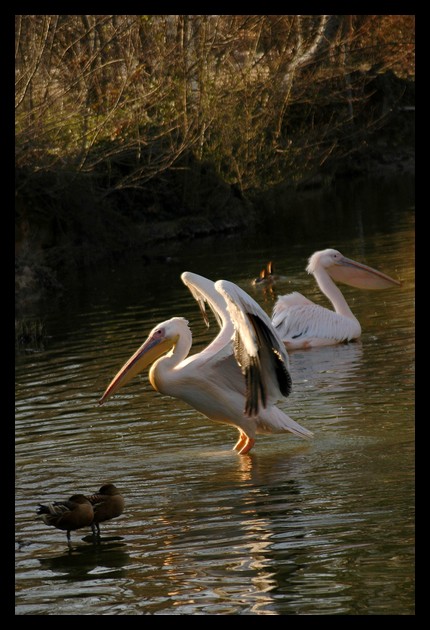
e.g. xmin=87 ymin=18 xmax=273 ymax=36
xmin=15 ymin=15 xmax=414 ymax=318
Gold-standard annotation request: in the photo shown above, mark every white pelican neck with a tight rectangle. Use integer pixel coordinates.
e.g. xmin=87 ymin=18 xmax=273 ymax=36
xmin=313 ymin=266 xmax=356 ymax=319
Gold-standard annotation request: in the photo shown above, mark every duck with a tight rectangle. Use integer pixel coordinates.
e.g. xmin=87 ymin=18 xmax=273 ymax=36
xmin=252 ymin=261 xmax=278 ymax=286
xmin=252 ymin=261 xmax=288 ymax=288
xmin=36 ymin=494 xmax=94 ymax=548
xmin=86 ymin=484 xmax=125 ymax=537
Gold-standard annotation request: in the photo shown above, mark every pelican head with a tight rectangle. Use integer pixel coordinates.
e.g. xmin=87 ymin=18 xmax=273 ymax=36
xmin=99 ymin=317 xmax=186 ymax=404
xmin=307 ymin=248 xmax=401 ymax=290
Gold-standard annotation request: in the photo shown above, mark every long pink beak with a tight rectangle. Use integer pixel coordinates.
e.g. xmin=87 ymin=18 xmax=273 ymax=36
xmin=99 ymin=335 xmax=173 ymax=404
xmin=329 ymin=256 xmax=402 ymax=290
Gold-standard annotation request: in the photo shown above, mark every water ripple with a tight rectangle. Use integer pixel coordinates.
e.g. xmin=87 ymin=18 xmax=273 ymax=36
xmin=16 ymin=206 xmax=415 ymax=615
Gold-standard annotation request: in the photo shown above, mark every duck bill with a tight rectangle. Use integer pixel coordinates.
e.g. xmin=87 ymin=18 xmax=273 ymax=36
xmin=329 ymin=256 xmax=402 ymax=290
xmin=99 ymin=336 xmax=173 ymax=404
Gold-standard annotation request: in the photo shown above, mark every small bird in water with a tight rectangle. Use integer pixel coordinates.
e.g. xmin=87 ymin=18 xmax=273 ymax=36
xmin=85 ymin=484 xmax=125 ymax=538
xmin=252 ymin=261 xmax=287 ymax=287
xmin=36 ymin=494 xmax=94 ymax=548
xmin=252 ymin=262 xmax=288 ymax=300
xmin=252 ymin=261 xmax=278 ymax=286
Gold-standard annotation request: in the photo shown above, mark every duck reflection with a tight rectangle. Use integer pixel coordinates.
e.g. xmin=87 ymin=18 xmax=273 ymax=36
xmin=38 ymin=539 xmax=129 ymax=581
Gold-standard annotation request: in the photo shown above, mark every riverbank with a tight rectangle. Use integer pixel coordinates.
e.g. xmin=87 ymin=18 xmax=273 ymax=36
xmin=15 ymin=135 xmax=414 ymax=317
xmin=16 ymin=15 xmax=415 ymax=319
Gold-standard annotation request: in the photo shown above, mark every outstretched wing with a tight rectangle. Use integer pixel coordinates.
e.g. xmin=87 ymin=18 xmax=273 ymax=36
xmin=215 ymin=279 xmax=292 ymax=417
xmin=181 ymin=271 xmax=234 ymax=359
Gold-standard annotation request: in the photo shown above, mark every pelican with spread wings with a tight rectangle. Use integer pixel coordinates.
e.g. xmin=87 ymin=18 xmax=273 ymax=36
xmin=272 ymin=248 xmax=401 ymax=350
xmin=99 ymin=272 xmax=312 ymax=454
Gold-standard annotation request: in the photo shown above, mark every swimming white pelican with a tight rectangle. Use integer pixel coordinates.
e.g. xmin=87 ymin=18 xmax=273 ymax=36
xmin=99 ymin=272 xmax=312 ymax=454
xmin=272 ymin=248 xmax=401 ymax=350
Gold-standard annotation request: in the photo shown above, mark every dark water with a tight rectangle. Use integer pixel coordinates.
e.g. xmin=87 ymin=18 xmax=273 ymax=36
xmin=15 ymin=175 xmax=415 ymax=615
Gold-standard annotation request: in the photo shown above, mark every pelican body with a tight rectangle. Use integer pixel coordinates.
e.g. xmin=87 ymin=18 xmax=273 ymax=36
xmin=272 ymin=249 xmax=401 ymax=350
xmin=99 ymin=273 xmax=312 ymax=454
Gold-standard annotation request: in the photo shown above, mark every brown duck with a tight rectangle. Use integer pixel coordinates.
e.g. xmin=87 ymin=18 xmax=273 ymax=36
xmin=36 ymin=494 xmax=94 ymax=547
xmin=86 ymin=484 xmax=125 ymax=537
xmin=252 ymin=261 xmax=286 ymax=286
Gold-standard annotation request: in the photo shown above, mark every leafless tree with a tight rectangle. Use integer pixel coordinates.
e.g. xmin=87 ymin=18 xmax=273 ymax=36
xmin=15 ymin=15 xmax=415 ymax=192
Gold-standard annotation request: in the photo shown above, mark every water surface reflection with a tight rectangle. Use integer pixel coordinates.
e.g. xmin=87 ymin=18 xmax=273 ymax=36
xmin=15 ymin=176 xmax=414 ymax=615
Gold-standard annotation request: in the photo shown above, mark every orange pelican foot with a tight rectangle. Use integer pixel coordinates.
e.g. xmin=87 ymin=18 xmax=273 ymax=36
xmin=233 ymin=432 xmax=247 ymax=452
xmin=237 ymin=437 xmax=255 ymax=455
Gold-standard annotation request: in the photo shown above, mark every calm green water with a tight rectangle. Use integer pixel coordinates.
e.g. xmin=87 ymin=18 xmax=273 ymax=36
xmin=15 ymin=174 xmax=415 ymax=615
